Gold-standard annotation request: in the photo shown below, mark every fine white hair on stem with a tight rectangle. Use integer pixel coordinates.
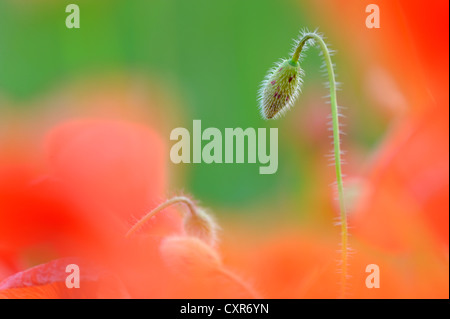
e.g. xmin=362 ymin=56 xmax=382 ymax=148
xmin=257 ymin=27 xmax=350 ymax=298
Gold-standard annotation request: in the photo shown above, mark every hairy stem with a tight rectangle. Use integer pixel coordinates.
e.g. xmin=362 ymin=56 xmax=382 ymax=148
xmin=292 ymin=32 xmax=349 ymax=298
xmin=125 ymin=196 xmax=197 ymax=238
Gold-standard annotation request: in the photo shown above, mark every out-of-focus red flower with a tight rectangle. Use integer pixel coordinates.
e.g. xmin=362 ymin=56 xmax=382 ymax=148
xmin=310 ymin=0 xmax=449 ymax=115
xmin=0 ymin=86 xmax=257 ymax=298
xmin=222 ymin=206 xmax=447 ymax=299
xmin=0 ymin=234 xmax=258 ymax=299
xmin=1 ymin=1 xmax=448 ymax=298
xmin=352 ymin=107 xmax=449 ymax=253
xmin=0 ymin=258 xmax=130 ymax=299
xmin=310 ymin=0 xmax=449 ymax=279
xmin=0 ymin=118 xmax=176 ymax=260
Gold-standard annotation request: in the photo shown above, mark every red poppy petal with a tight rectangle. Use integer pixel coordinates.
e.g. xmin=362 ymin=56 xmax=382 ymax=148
xmin=45 ymin=119 xmax=182 ymax=235
xmin=0 ymin=258 xmax=129 ymax=299
xmin=159 ymin=236 xmax=259 ymax=298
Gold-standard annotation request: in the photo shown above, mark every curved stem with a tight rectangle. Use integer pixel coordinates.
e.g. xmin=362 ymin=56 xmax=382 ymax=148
xmin=127 ymin=198 xmax=259 ymax=298
xmin=125 ymin=196 xmax=197 ymax=238
xmin=292 ymin=32 xmax=349 ymax=298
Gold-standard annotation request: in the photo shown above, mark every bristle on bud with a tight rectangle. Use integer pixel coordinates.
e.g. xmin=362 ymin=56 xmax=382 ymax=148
xmin=183 ymin=208 xmax=219 ymax=247
xmin=258 ymin=59 xmax=304 ymax=119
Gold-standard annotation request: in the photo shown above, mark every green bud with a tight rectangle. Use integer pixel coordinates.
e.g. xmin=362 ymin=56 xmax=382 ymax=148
xmin=258 ymin=59 xmax=304 ymax=119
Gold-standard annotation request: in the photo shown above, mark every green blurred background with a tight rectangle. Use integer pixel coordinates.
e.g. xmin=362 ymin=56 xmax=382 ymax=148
xmin=0 ymin=0 xmax=387 ymax=218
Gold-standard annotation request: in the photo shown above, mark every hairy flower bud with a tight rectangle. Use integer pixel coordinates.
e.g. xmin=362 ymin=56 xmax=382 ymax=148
xmin=126 ymin=196 xmax=219 ymax=247
xmin=183 ymin=208 xmax=218 ymax=247
xmin=258 ymin=59 xmax=303 ymax=119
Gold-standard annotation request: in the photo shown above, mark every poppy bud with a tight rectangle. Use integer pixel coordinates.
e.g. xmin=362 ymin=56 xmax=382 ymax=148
xmin=258 ymin=59 xmax=304 ymax=119
xmin=183 ymin=208 xmax=219 ymax=247
xmin=126 ymin=196 xmax=218 ymax=247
